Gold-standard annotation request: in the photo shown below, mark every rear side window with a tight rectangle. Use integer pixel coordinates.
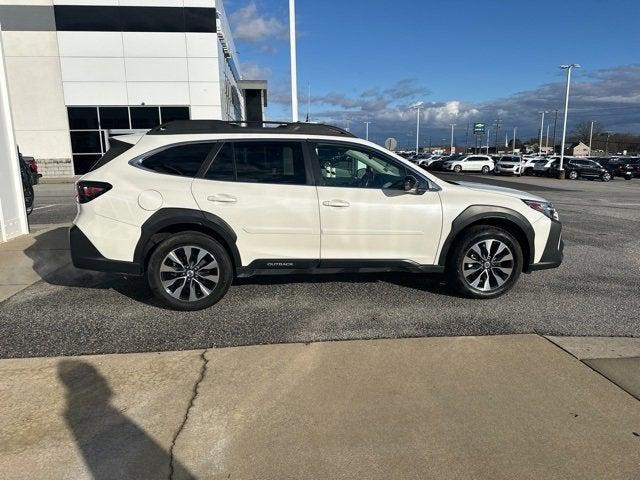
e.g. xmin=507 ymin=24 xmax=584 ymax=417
xmin=205 ymin=141 xmax=307 ymax=185
xmin=90 ymin=138 xmax=133 ymax=172
xmin=141 ymin=142 xmax=214 ymax=177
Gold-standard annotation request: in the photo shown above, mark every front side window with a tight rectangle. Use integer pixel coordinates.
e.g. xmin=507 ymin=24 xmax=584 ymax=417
xmin=140 ymin=142 xmax=214 ymax=177
xmin=204 ymin=142 xmax=307 ymax=185
xmin=315 ymin=143 xmax=406 ymax=189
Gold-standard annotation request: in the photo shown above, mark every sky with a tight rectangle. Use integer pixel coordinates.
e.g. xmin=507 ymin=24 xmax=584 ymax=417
xmin=226 ymin=0 xmax=640 ymax=147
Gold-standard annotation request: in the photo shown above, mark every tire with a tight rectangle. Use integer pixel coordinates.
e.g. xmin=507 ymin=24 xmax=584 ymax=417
xmin=568 ymin=170 xmax=579 ymax=180
xmin=481 ymin=166 xmax=490 ymax=175
xmin=453 ymin=165 xmax=462 ymax=173
xmin=601 ymin=172 xmax=611 ymax=182
xmin=24 ymin=185 xmax=34 ymax=215
xmin=147 ymin=232 xmax=233 ymax=311
xmin=446 ymin=226 xmax=523 ymax=299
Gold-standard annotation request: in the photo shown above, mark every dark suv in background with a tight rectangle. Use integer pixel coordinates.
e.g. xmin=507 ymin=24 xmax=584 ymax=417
xmin=549 ymin=158 xmax=611 ymax=181
xmin=596 ymin=157 xmax=639 ymax=180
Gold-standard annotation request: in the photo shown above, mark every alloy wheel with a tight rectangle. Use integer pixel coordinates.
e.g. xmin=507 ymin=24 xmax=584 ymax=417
xmin=462 ymin=239 xmax=514 ymax=292
xmin=159 ymin=245 xmax=219 ymax=301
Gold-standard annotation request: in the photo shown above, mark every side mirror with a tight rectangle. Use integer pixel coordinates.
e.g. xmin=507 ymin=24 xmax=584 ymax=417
xmin=403 ymin=175 xmax=426 ymax=194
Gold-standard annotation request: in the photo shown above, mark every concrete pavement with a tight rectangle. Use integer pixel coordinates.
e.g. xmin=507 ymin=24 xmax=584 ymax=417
xmin=1 ymin=335 xmax=639 ymax=479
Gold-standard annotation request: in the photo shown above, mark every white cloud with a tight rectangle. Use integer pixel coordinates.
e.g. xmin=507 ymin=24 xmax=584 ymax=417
xmin=241 ymin=61 xmax=272 ymax=80
xmin=229 ymin=2 xmax=287 ymax=43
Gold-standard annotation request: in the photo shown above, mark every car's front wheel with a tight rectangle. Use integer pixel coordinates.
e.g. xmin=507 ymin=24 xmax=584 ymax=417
xmin=568 ymin=170 xmax=579 ymax=180
xmin=446 ymin=226 xmax=523 ymax=299
xmin=481 ymin=165 xmax=490 ymax=174
xmin=601 ymin=172 xmax=611 ymax=182
xmin=453 ymin=165 xmax=462 ymax=173
xmin=147 ymin=232 xmax=233 ymax=311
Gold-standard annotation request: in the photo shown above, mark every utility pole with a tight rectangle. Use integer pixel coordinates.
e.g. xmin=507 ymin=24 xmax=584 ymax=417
xmin=411 ymin=102 xmax=424 ymax=155
xmin=289 ymin=0 xmax=298 ymax=122
xmin=494 ymin=118 xmax=501 ymax=154
xmin=512 ymin=127 xmax=517 ymax=155
xmin=450 ymin=124 xmax=456 ymax=154
xmin=364 ymin=121 xmax=371 ymax=141
xmin=588 ymin=120 xmax=596 ymax=156
xmin=559 ymin=64 xmax=581 ymax=176
xmin=605 ymin=131 xmax=611 ymax=155
xmin=464 ymin=122 xmax=469 ymax=153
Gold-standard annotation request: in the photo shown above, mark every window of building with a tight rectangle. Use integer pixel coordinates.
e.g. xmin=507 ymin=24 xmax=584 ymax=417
xmin=204 ymin=142 xmax=307 ymax=185
xmin=67 ymin=105 xmax=190 ymax=174
xmin=140 ymin=142 xmax=214 ymax=177
xmin=314 ymin=143 xmax=406 ymax=189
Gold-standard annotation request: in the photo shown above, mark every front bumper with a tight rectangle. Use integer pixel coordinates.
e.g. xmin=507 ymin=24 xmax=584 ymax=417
xmin=528 ymin=219 xmax=563 ymax=271
xmin=70 ymin=225 xmax=142 ymax=275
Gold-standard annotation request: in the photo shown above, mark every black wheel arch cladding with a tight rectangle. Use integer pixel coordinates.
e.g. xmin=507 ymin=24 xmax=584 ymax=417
xmin=438 ymin=205 xmax=535 ymax=269
xmin=134 ymin=208 xmax=242 ymax=271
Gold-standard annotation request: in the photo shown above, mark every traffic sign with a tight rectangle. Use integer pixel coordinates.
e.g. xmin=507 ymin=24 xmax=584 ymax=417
xmin=384 ymin=137 xmax=398 ymax=151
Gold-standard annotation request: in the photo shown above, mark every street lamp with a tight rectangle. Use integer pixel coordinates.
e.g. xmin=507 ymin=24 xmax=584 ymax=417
xmin=588 ymin=121 xmax=596 ymax=157
xmin=289 ymin=0 xmax=298 ymax=122
xmin=449 ymin=124 xmax=456 ymax=154
xmin=559 ymin=64 xmax=580 ymax=177
xmin=364 ymin=121 xmax=371 ymax=141
xmin=410 ymin=102 xmax=424 ymax=155
xmin=538 ymin=111 xmax=549 ymax=155
xmin=512 ymin=127 xmax=517 ymax=155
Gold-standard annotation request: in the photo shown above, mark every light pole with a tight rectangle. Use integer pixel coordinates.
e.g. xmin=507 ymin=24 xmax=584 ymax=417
xmin=538 ymin=111 xmax=548 ymax=155
xmin=545 ymin=124 xmax=550 ymax=153
xmin=559 ymin=64 xmax=580 ymax=177
xmin=588 ymin=120 xmax=596 ymax=156
xmin=289 ymin=0 xmax=298 ymax=122
xmin=512 ymin=126 xmax=517 ymax=155
xmin=552 ymin=109 xmax=558 ymax=154
xmin=486 ymin=127 xmax=491 ymax=155
xmin=410 ymin=102 xmax=424 ymax=155
xmin=450 ymin=124 xmax=456 ymax=154
xmin=364 ymin=121 xmax=371 ymax=141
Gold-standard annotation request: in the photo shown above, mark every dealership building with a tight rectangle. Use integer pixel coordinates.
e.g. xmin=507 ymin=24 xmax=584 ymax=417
xmin=0 ymin=0 xmax=267 ymax=177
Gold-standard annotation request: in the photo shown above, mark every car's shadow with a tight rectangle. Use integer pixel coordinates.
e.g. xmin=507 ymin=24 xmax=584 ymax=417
xmin=24 ymin=227 xmax=452 ymax=310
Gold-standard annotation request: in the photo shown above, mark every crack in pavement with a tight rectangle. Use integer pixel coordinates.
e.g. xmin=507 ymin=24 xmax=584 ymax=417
xmin=168 ymin=349 xmax=210 ymax=480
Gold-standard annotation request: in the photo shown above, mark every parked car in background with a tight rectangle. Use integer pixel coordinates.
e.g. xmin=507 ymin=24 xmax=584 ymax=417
xmin=23 ymin=156 xmax=41 ymax=185
xmin=443 ymin=155 xmax=494 ymax=174
xmin=596 ymin=157 xmax=639 ymax=179
xmin=522 ymin=156 xmax=543 ymax=175
xmin=494 ymin=155 xmax=523 ymax=176
xmin=420 ymin=154 xmax=443 ymax=167
xmin=533 ymin=157 xmax=560 ymax=176
xmin=549 ymin=158 xmax=611 ymax=181
xmin=424 ymin=154 xmax=459 ymax=171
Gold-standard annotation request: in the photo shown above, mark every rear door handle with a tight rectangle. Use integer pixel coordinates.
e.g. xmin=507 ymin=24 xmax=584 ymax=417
xmin=207 ymin=194 xmax=237 ymax=203
xmin=322 ymin=200 xmax=350 ymax=208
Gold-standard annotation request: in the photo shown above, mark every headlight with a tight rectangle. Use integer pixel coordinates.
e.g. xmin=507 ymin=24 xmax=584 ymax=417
xmin=523 ymin=199 xmax=559 ymax=221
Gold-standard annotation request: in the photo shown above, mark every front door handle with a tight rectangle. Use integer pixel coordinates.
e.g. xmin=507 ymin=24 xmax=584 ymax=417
xmin=207 ymin=194 xmax=237 ymax=203
xmin=322 ymin=199 xmax=350 ymax=208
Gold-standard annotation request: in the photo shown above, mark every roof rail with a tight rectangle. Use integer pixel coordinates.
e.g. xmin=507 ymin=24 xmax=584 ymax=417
xmin=147 ymin=120 xmax=356 ymax=137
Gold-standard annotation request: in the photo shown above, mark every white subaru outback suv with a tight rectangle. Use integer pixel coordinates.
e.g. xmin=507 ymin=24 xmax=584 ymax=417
xmin=71 ymin=121 xmax=563 ymax=310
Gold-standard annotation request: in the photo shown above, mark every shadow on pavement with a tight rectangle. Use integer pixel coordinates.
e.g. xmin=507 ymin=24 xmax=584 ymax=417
xmin=24 ymin=227 xmax=454 ymax=309
xmin=58 ymin=360 xmax=196 ymax=480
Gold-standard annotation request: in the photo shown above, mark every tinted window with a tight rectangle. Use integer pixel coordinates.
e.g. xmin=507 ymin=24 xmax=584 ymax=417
xmin=131 ymin=106 xmax=160 ymax=129
xmin=68 ymin=107 xmax=99 ymax=129
xmin=161 ymin=107 xmax=190 ymax=123
xmin=141 ymin=142 xmax=213 ymax=177
xmin=315 ymin=143 xmax=406 ymax=189
xmin=233 ymin=142 xmax=306 ymax=185
xmin=99 ymin=107 xmax=130 ymax=129
xmin=70 ymin=131 xmax=101 ymax=153
xmin=205 ymin=143 xmax=235 ymax=181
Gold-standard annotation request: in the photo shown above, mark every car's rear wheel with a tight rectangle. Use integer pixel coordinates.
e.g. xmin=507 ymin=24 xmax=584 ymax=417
xmin=147 ymin=232 xmax=233 ymax=311
xmin=453 ymin=165 xmax=462 ymax=173
xmin=481 ymin=165 xmax=490 ymax=174
xmin=447 ymin=226 xmax=523 ymax=299
xmin=568 ymin=170 xmax=579 ymax=180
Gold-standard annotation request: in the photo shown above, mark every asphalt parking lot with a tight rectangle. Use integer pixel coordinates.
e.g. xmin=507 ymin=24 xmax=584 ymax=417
xmin=1 ymin=174 xmax=639 ymax=358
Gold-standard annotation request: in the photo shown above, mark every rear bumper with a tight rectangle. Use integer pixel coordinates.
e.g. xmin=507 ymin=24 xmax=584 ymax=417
xmin=528 ymin=219 xmax=563 ymax=271
xmin=69 ymin=225 xmax=142 ymax=275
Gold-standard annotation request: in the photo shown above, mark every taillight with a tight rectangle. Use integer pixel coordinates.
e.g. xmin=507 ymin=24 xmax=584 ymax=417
xmin=76 ymin=181 xmax=112 ymax=204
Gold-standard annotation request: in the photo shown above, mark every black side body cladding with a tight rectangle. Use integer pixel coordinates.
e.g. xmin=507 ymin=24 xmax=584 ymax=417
xmin=437 ymin=205 xmax=536 ymax=268
xmin=237 ymin=259 xmax=444 ymax=277
xmin=528 ymin=219 xmax=563 ymax=271
xmin=70 ymin=225 xmax=141 ymax=275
